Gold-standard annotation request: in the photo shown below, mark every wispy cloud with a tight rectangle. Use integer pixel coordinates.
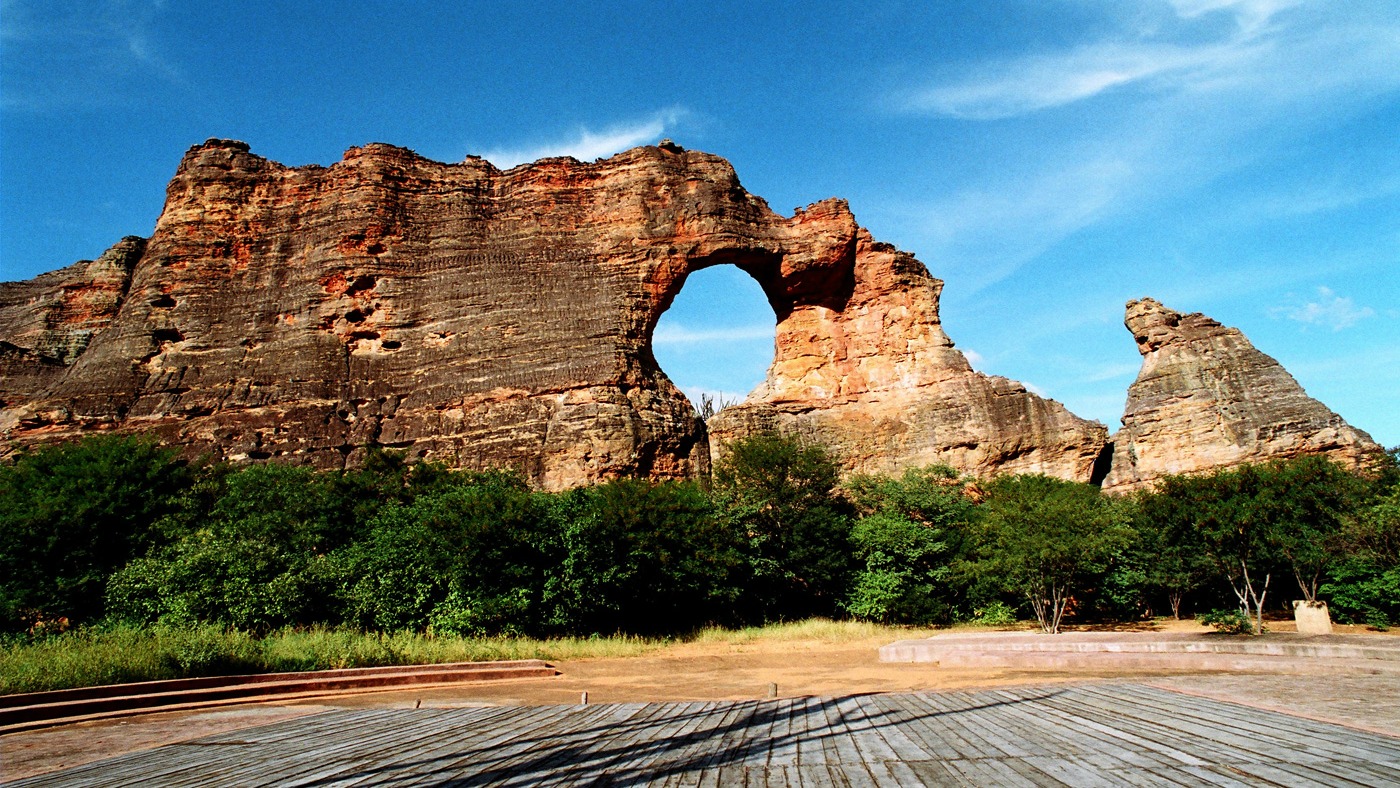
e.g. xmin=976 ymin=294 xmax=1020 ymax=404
xmin=906 ymin=40 xmax=1251 ymax=121
xmin=1271 ymin=286 xmax=1375 ymax=331
xmin=1085 ymin=362 xmax=1143 ymax=382
xmin=1 ymin=0 xmax=182 ymax=111
xmin=906 ymin=0 xmax=1300 ymax=120
xmin=479 ymin=109 xmax=687 ymax=168
xmin=888 ymin=1 xmax=1400 ymax=292
xmin=0 ymin=0 xmax=183 ymax=104
xmin=652 ymin=323 xmax=774 ymax=347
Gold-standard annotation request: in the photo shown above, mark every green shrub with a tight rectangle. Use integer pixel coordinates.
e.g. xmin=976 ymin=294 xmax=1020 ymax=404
xmin=543 ymin=479 xmax=746 ymax=635
xmin=970 ymin=600 xmax=1018 ymax=627
xmin=712 ymin=433 xmax=854 ymax=621
xmin=340 ymin=470 xmax=556 ymax=635
xmin=968 ymin=474 xmax=1133 ymax=634
xmin=0 ymin=435 xmax=192 ymax=630
xmin=844 ymin=513 xmax=953 ymax=624
xmin=1198 ymin=608 xmax=1255 ymax=635
xmin=104 ymin=463 xmax=350 ymax=631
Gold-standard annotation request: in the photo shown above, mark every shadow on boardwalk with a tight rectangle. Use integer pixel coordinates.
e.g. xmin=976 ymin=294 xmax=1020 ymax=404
xmin=13 ymin=684 xmax=1400 ymax=786
xmin=313 ymin=690 xmax=1057 ymax=786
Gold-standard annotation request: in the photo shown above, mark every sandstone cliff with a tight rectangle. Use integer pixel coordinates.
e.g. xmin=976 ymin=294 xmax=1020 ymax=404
xmin=707 ymin=221 xmax=1110 ymax=481
xmin=1102 ymin=297 xmax=1382 ymax=492
xmin=0 ymin=139 xmax=1110 ymax=487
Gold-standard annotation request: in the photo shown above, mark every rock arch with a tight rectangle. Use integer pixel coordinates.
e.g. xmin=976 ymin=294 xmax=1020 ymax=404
xmin=1 ymin=139 xmax=1109 ymax=489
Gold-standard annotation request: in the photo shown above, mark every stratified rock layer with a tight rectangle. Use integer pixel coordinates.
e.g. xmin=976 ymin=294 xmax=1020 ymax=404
xmin=1102 ymin=298 xmax=1382 ymax=492
xmin=707 ymin=224 xmax=1110 ymax=481
xmin=0 ymin=139 xmax=1110 ymax=487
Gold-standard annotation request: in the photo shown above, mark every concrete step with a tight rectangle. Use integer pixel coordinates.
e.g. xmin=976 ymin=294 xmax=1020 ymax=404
xmin=880 ymin=632 xmax=1400 ymax=666
xmin=0 ymin=660 xmax=558 ymax=733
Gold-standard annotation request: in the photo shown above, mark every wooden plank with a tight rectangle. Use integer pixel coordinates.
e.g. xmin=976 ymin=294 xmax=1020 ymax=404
xmin=857 ymin=694 xmax=937 ymax=764
xmin=894 ymin=692 xmax=988 ymax=761
xmin=1108 ymin=684 xmax=1400 ymax=763
xmin=1055 ymin=690 xmax=1327 ymax=770
xmin=983 ymin=688 xmax=1212 ymax=768
xmin=16 ymin=684 xmax=1400 ymax=786
xmin=294 ymin=706 xmax=567 ymax=787
xmin=982 ymin=695 xmax=1174 ymax=773
xmin=686 ymin=699 xmax=765 ymax=774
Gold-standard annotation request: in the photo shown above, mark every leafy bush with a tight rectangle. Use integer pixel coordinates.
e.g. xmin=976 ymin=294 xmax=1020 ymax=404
xmin=712 ymin=433 xmax=854 ymax=621
xmin=970 ymin=600 xmax=1018 ymax=627
xmin=845 ymin=512 xmax=957 ymax=624
xmin=341 ymin=470 xmax=556 ymax=636
xmin=0 ymin=435 xmax=193 ymax=631
xmin=968 ymin=474 xmax=1132 ymax=634
xmin=1199 ymin=608 xmax=1255 ymax=635
xmin=104 ymin=463 xmax=348 ymax=631
xmin=543 ymin=478 xmax=746 ymax=635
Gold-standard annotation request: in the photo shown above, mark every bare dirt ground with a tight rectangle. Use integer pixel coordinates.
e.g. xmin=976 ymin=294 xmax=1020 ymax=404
xmin=5 ymin=619 xmax=1398 ymax=782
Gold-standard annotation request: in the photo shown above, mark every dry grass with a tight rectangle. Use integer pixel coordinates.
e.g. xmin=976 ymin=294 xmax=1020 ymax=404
xmin=2 ymin=618 xmax=1022 ymax=695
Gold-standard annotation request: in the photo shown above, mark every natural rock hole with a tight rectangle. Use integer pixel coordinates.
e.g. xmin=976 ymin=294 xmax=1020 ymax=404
xmin=651 ymin=265 xmax=776 ymax=421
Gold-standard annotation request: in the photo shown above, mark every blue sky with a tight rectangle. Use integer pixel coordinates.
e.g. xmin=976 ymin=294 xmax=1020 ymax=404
xmin=3 ymin=0 xmax=1397 ymax=446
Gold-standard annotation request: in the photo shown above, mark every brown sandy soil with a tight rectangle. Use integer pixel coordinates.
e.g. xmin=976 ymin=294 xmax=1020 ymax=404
xmin=5 ymin=619 xmax=1396 ymax=781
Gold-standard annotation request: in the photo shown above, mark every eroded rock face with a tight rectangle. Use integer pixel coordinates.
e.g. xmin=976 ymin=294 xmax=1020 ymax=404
xmin=1102 ymin=298 xmax=1382 ymax=492
xmin=0 ymin=237 xmax=145 ymax=409
xmin=707 ymin=226 xmax=1111 ymax=481
xmin=0 ymin=139 xmax=1111 ymax=487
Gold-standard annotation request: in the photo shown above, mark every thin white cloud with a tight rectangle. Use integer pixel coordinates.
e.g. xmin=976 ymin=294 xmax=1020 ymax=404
xmin=1169 ymin=0 xmax=1302 ymax=32
xmin=904 ymin=0 xmax=1293 ymax=121
xmin=479 ymin=109 xmax=687 ymax=168
xmin=1 ymin=0 xmax=182 ymax=110
xmin=888 ymin=2 xmax=1400 ymax=292
xmin=961 ymin=349 xmax=985 ymax=369
xmin=652 ymin=323 xmax=774 ymax=347
xmin=1085 ymin=362 xmax=1143 ymax=383
xmin=916 ymin=155 xmax=1136 ymax=290
xmin=1271 ymin=287 xmax=1375 ymax=331
xmin=906 ymin=41 xmax=1247 ymax=120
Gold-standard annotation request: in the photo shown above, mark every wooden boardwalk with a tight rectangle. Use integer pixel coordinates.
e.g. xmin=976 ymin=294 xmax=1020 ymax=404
xmin=9 ymin=684 xmax=1400 ymax=786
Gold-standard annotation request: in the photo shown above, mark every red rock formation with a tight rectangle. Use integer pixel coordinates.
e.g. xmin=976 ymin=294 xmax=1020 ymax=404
xmin=707 ymin=220 xmax=1110 ymax=481
xmin=0 ymin=139 xmax=1109 ymax=487
xmin=1102 ymin=298 xmax=1383 ymax=492
xmin=0 ymin=237 xmax=144 ymax=409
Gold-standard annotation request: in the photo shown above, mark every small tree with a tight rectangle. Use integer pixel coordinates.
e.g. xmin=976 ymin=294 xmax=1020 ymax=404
xmin=1322 ymin=465 xmax=1400 ymax=627
xmin=971 ymin=475 xmax=1132 ymax=634
xmin=711 ymin=433 xmax=854 ymax=621
xmin=1153 ymin=467 xmax=1280 ymax=635
xmin=0 ymin=435 xmax=192 ymax=631
xmin=843 ymin=465 xmax=975 ymax=624
xmin=1135 ymin=490 xmax=1216 ymax=619
xmin=1257 ymin=456 xmax=1368 ymax=602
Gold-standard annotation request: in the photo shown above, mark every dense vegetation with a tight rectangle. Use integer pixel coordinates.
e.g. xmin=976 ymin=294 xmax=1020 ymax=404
xmin=2 ymin=433 xmax=1396 ymax=666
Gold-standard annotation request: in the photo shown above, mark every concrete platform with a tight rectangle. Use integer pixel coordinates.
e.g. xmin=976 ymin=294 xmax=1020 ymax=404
xmin=880 ymin=631 xmax=1400 ymax=673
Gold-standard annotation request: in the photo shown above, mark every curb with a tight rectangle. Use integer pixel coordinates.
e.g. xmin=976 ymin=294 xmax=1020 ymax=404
xmin=0 ymin=660 xmax=558 ymax=734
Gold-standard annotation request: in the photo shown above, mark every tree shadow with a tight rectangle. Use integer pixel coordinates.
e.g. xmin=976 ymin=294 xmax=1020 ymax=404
xmin=300 ymin=688 xmax=1066 ymax=786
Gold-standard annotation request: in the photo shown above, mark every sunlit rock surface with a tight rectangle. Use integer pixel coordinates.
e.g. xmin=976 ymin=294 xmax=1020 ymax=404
xmin=0 ymin=139 xmax=1111 ymax=487
xmin=1102 ymin=297 xmax=1382 ymax=492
